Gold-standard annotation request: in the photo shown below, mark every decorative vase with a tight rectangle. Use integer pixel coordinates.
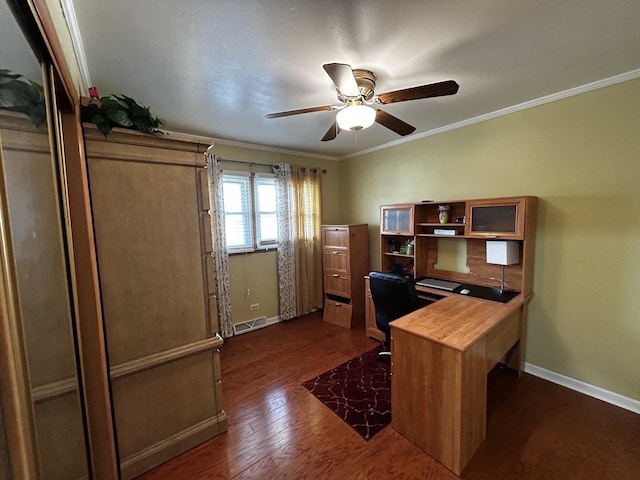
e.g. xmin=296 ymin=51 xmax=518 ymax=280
xmin=438 ymin=205 xmax=450 ymax=224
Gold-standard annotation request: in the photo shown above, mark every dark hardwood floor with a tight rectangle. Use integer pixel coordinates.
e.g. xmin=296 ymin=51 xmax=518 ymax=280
xmin=136 ymin=311 xmax=640 ymax=479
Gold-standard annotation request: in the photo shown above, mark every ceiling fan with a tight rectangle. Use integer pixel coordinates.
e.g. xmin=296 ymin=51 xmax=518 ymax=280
xmin=265 ymin=63 xmax=459 ymax=142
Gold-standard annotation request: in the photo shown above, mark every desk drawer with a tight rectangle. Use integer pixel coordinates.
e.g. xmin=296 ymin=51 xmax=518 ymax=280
xmin=486 ymin=309 xmax=520 ymax=372
xmin=324 ymin=272 xmax=351 ymax=298
xmin=323 ymin=298 xmax=354 ymax=329
xmin=323 ymin=250 xmax=350 ymax=274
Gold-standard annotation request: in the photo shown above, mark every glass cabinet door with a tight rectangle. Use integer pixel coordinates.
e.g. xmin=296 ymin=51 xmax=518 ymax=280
xmin=381 ymin=205 xmax=414 ymax=235
xmin=465 ymin=198 xmax=526 ymax=239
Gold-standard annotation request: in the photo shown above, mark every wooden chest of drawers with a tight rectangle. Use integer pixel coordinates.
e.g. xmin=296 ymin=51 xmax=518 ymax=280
xmin=321 ymin=224 xmax=369 ymax=329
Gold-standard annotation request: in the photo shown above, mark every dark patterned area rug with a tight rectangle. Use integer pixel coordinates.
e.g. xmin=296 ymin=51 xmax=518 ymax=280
xmin=302 ymin=347 xmax=391 ymax=440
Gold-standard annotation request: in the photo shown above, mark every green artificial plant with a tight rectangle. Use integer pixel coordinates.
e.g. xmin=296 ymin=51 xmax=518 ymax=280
xmin=80 ymin=94 xmax=165 ymax=137
xmin=0 ymin=69 xmax=46 ymax=126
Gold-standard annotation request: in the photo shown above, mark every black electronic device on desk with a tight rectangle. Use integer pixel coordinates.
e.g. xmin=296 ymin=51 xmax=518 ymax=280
xmin=415 ymin=277 xmax=461 ymax=292
xmin=455 ymin=283 xmax=518 ymax=303
xmin=415 ymin=277 xmax=518 ymax=303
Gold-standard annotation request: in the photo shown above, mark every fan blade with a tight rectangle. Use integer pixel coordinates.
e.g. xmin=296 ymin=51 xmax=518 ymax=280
xmin=376 ymin=80 xmax=459 ymax=105
xmin=265 ymin=105 xmax=335 ymax=119
xmin=321 ymin=121 xmax=341 ymax=142
xmin=323 ymin=63 xmax=360 ymax=98
xmin=375 ymin=109 xmax=416 ymax=136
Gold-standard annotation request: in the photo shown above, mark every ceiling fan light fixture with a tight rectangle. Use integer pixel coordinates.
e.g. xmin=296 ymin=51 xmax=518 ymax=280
xmin=336 ymin=104 xmax=376 ymax=131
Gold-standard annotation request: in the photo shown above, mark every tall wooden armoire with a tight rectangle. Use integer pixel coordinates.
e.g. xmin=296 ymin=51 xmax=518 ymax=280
xmin=83 ymin=125 xmax=226 ymax=478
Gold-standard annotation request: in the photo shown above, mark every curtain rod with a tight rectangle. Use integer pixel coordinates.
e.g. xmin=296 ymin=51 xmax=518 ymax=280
xmin=217 ymin=157 xmax=326 ymax=173
xmin=217 ymin=157 xmax=275 ymax=168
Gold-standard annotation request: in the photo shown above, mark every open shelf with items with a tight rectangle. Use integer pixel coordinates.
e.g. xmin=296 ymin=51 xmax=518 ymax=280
xmin=380 ymin=204 xmax=416 ymax=277
xmin=415 ymin=223 xmax=467 ymax=237
xmin=414 ymin=201 xmax=466 ymax=236
xmin=381 ymin=253 xmax=415 ymax=279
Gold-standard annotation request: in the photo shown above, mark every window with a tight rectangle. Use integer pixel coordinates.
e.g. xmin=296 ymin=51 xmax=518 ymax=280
xmin=254 ymin=175 xmax=277 ymax=247
xmin=222 ymin=171 xmax=277 ymax=252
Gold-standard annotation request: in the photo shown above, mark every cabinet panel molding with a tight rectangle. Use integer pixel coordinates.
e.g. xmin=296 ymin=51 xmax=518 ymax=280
xmin=109 ymin=336 xmax=223 ymax=380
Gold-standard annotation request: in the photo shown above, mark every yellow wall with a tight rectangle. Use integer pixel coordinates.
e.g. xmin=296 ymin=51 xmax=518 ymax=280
xmin=339 ymin=78 xmax=640 ymax=401
xmin=210 ymin=143 xmax=339 ymax=325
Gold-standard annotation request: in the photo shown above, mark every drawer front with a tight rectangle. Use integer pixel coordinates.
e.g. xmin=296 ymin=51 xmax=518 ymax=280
xmin=486 ymin=309 xmax=520 ymax=372
xmin=322 ymin=226 xmax=349 ymax=250
xmin=324 ymin=272 xmax=351 ymax=298
xmin=323 ymin=250 xmax=350 ymax=274
xmin=323 ymin=299 xmax=354 ymax=329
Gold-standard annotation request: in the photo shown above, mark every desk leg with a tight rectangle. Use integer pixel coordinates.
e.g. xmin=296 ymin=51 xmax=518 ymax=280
xmin=517 ymin=304 xmax=528 ymax=376
xmin=504 ymin=304 xmax=527 ymax=376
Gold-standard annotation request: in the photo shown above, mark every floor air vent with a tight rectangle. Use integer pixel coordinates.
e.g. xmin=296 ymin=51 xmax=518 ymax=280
xmin=233 ymin=316 xmax=268 ymax=335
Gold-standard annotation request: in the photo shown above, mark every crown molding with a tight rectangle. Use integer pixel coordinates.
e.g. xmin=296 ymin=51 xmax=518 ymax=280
xmin=211 ymin=137 xmax=339 ymax=161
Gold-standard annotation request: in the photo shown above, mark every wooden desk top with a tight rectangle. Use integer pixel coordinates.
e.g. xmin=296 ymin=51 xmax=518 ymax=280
xmin=390 ymin=294 xmax=523 ymax=352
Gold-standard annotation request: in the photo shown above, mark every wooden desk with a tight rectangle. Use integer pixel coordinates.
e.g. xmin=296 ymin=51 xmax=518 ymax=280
xmin=390 ymin=294 xmax=527 ymax=476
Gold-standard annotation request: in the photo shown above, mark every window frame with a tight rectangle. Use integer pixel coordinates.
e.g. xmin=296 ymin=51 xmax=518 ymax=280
xmin=253 ymin=173 xmax=278 ymax=249
xmin=222 ymin=170 xmax=277 ymax=253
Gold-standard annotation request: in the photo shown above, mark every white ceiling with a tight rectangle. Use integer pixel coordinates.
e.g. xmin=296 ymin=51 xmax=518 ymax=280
xmin=70 ymin=0 xmax=640 ymax=159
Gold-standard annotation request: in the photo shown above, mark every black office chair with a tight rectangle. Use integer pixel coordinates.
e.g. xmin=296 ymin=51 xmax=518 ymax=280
xmin=369 ymin=271 xmax=427 ymax=359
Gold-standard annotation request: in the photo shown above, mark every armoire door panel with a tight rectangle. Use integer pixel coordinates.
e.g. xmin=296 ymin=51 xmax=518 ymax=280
xmin=111 ymin=352 xmax=220 ymax=461
xmin=88 ymin=159 xmax=207 ymax=364
xmin=33 ymin=394 xmax=87 ymax=480
xmin=3 ymin=146 xmax=78 ymax=387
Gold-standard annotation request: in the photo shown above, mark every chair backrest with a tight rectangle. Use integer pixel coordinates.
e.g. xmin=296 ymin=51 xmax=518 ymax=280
xmin=369 ymin=271 xmax=421 ymax=335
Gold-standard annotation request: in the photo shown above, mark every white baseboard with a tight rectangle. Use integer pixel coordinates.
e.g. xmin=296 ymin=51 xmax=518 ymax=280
xmin=524 ymin=363 xmax=640 ymax=415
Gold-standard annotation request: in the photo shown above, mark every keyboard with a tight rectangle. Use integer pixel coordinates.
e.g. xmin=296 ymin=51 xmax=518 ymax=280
xmin=415 ymin=278 xmax=461 ymax=292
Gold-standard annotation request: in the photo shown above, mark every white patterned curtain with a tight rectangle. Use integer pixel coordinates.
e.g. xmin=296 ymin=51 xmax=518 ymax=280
xmin=274 ymin=163 xmax=297 ymax=320
xmin=206 ymin=152 xmax=234 ymax=337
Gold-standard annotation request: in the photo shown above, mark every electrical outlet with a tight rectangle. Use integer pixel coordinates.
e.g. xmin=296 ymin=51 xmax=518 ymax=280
xmin=250 ymin=303 xmax=259 ymax=311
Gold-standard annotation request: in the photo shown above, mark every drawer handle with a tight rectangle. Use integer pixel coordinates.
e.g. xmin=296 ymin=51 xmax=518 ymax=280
xmin=484 ymin=234 xmax=498 ymax=238
xmin=335 ymin=303 xmax=341 ymax=307
xmin=332 ymin=274 xmax=340 ymax=277
xmin=331 ymin=251 xmax=339 ymax=254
